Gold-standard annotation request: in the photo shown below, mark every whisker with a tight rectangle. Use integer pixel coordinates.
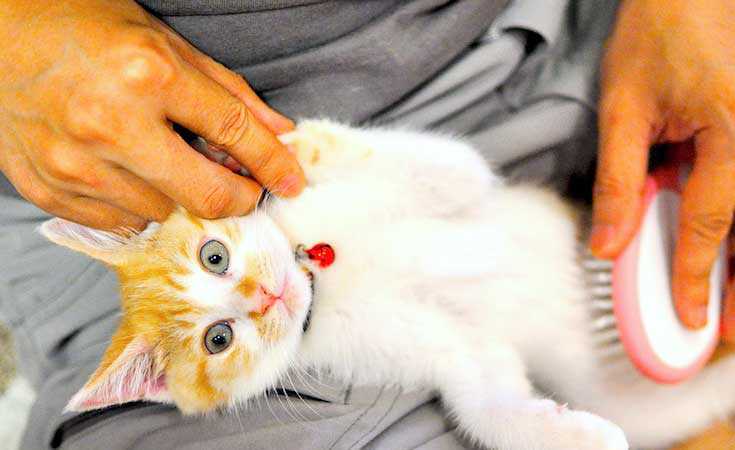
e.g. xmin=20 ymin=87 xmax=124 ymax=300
xmin=272 ymin=381 xmax=301 ymax=424
xmin=233 ymin=401 xmax=244 ymax=433
xmin=263 ymin=388 xmax=284 ymax=426
xmin=280 ymin=384 xmax=309 ymax=424
xmin=285 ymin=370 xmax=325 ymax=420
xmin=293 ymin=360 xmax=338 ymax=392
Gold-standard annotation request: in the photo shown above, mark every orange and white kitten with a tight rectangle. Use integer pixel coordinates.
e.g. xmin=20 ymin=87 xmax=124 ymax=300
xmin=41 ymin=121 xmax=735 ymax=450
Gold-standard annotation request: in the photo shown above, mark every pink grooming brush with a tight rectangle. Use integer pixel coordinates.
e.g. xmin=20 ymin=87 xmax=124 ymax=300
xmin=587 ymin=154 xmax=728 ymax=383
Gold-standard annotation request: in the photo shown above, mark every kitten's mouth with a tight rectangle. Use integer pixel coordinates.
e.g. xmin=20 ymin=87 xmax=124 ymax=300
xmin=256 ymin=259 xmax=314 ymax=334
xmin=259 ymin=278 xmax=291 ymax=316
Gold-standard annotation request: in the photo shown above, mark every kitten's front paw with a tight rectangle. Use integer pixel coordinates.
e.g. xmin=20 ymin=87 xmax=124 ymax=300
xmin=279 ymin=121 xmax=331 ymax=167
xmin=480 ymin=399 xmax=629 ymax=450
xmin=279 ymin=120 xmax=372 ymax=178
xmin=549 ymin=405 xmax=628 ymax=450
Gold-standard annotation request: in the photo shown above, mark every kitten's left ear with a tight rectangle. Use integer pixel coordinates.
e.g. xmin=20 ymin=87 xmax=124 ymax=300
xmin=65 ymin=328 xmax=170 ymax=412
xmin=39 ymin=218 xmax=157 ymax=266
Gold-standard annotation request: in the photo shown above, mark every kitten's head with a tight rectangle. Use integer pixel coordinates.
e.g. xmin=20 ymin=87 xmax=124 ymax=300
xmin=40 ymin=208 xmax=313 ymax=414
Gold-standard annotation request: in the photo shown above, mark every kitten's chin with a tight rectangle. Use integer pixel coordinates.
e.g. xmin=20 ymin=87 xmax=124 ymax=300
xmin=280 ymin=267 xmax=313 ymax=328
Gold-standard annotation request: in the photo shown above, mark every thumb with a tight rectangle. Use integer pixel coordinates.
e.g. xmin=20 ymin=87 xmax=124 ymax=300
xmin=590 ymin=92 xmax=653 ymax=259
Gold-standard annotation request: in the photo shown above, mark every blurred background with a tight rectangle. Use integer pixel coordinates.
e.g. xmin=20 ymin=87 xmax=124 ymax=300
xmin=0 ymin=323 xmax=35 ymax=450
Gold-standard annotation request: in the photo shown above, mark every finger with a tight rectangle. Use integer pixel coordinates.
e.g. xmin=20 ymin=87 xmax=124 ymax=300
xmin=591 ymin=90 xmax=655 ymax=258
xmin=1 ymin=153 xmax=146 ymax=230
xmin=30 ymin=145 xmax=175 ymax=222
xmin=100 ymin=165 xmax=176 ymax=221
xmin=58 ymin=195 xmax=151 ymax=231
xmin=45 ymin=164 xmax=175 ymax=223
xmin=163 ymin=61 xmax=305 ymax=197
xmin=672 ymin=128 xmax=735 ymax=329
xmin=117 ymin=126 xmax=264 ymax=219
xmin=149 ymin=17 xmax=294 ymax=134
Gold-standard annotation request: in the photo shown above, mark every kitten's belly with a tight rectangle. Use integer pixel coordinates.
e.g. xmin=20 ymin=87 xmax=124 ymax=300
xmin=279 ymin=185 xmax=614 ymax=390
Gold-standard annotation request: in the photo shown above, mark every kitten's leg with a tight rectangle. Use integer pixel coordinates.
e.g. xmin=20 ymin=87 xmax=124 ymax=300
xmin=280 ymin=119 xmax=495 ymax=214
xmin=437 ymin=346 xmax=629 ymax=450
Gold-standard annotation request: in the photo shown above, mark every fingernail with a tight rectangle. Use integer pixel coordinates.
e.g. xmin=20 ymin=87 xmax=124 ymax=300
xmin=589 ymin=224 xmax=616 ymax=257
xmin=277 ymin=117 xmax=296 ymax=133
xmin=123 ymin=217 xmax=149 ymax=233
xmin=683 ymin=303 xmax=708 ymax=329
xmin=277 ymin=174 xmax=303 ymax=196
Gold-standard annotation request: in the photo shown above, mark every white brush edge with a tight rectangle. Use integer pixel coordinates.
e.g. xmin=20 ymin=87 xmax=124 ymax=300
xmin=636 ymin=190 xmax=722 ymax=369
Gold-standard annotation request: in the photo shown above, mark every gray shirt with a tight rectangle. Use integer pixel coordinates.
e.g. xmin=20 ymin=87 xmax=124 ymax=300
xmin=137 ymin=0 xmax=509 ymax=122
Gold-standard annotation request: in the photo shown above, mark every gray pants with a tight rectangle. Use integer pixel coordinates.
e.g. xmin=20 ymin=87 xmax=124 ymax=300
xmin=0 ymin=2 xmax=617 ymax=449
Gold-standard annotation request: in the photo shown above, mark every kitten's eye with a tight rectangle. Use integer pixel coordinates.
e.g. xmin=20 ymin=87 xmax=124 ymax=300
xmin=204 ymin=322 xmax=233 ymax=354
xmin=199 ymin=240 xmax=229 ymax=274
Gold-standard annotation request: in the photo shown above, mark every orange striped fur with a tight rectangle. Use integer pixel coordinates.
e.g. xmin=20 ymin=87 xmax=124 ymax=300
xmin=47 ymin=208 xmax=312 ymax=414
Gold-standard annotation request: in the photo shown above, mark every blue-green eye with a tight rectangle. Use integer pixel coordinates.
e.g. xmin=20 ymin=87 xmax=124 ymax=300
xmin=204 ymin=322 xmax=233 ymax=354
xmin=199 ymin=240 xmax=229 ymax=274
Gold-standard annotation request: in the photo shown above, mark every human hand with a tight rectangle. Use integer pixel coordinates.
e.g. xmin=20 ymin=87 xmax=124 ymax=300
xmin=590 ymin=0 xmax=735 ymax=335
xmin=0 ymin=0 xmax=304 ymax=231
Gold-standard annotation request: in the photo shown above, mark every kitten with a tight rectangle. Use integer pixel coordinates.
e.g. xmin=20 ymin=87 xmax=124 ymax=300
xmin=41 ymin=120 xmax=735 ymax=450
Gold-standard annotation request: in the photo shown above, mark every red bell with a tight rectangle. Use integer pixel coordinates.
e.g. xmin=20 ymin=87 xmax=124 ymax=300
xmin=304 ymin=243 xmax=335 ymax=268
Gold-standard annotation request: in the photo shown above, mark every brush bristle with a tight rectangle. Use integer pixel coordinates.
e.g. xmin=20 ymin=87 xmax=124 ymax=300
xmin=579 ymin=243 xmax=626 ymax=364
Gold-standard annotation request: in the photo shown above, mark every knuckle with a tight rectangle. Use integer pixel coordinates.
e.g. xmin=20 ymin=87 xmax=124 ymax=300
xmin=599 ymin=105 xmax=626 ymax=130
xmin=112 ymin=29 xmax=178 ymax=88
xmin=65 ymin=94 xmax=113 ymax=141
xmin=598 ymin=85 xmax=628 ymax=116
xmin=199 ymin=181 xmax=234 ymax=218
xmin=681 ymin=211 xmax=732 ymax=244
xmin=598 ymin=88 xmax=645 ymax=132
xmin=43 ymin=143 xmax=82 ymax=182
xmin=593 ymin=174 xmax=636 ymax=203
xmin=77 ymin=169 xmax=103 ymax=189
xmin=598 ymin=94 xmax=619 ymax=120
xmin=249 ymin=146 xmax=276 ymax=174
xmin=213 ymin=101 xmax=250 ymax=147
xmin=24 ymin=184 xmax=59 ymax=211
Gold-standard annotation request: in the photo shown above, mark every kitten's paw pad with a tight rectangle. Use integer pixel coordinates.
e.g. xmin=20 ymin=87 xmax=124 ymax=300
xmin=279 ymin=120 xmax=372 ymax=169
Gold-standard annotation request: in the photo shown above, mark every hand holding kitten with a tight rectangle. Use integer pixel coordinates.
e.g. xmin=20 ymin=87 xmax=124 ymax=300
xmin=0 ymin=0 xmax=305 ymax=231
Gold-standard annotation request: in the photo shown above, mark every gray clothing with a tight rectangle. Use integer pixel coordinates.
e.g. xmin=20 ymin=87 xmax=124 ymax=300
xmin=141 ymin=0 xmax=509 ymax=122
xmin=0 ymin=0 xmax=619 ymax=449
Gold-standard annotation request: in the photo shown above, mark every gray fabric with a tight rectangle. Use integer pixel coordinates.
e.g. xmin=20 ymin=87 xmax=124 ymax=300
xmin=0 ymin=0 xmax=620 ymax=448
xmin=375 ymin=0 xmax=617 ymax=189
xmin=140 ymin=0 xmax=509 ymax=122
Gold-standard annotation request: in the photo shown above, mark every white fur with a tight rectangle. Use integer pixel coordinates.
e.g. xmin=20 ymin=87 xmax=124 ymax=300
xmin=265 ymin=120 xmax=735 ymax=450
xmin=42 ymin=120 xmax=735 ymax=448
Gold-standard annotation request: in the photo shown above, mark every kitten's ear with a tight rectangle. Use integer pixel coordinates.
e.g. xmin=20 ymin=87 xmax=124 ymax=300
xmin=39 ymin=218 xmax=157 ymax=266
xmin=65 ymin=326 xmax=170 ymax=412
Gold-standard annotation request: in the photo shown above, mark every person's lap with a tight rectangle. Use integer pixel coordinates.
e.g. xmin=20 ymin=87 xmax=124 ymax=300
xmin=0 ymin=183 xmax=470 ymax=450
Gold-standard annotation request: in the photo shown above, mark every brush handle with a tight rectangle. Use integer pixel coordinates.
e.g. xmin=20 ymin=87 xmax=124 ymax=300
xmin=613 ymin=162 xmax=727 ymax=384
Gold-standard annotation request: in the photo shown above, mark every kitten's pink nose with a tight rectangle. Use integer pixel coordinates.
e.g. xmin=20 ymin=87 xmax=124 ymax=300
xmin=257 ymin=285 xmax=282 ymax=315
